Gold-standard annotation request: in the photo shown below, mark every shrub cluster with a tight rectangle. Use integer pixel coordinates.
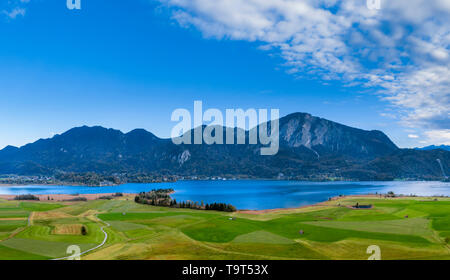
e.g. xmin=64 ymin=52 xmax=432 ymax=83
xmin=14 ymin=194 xmax=39 ymax=201
xmin=63 ymin=197 xmax=88 ymax=202
xmin=81 ymin=226 xmax=87 ymax=235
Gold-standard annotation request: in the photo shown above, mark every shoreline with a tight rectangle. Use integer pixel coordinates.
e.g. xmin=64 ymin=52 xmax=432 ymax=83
xmin=2 ymin=193 xmax=448 ymax=212
xmin=236 ymin=194 xmax=375 ymax=214
xmin=0 ymin=183 xmax=120 ymax=187
xmin=0 ymin=193 xmax=138 ymax=202
xmin=237 ymin=194 xmax=449 ymax=214
xmin=1 ymin=178 xmax=447 ymax=187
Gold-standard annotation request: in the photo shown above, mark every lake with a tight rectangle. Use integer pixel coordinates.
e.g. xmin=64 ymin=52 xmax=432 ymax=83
xmin=1 ymin=180 xmax=449 ymax=210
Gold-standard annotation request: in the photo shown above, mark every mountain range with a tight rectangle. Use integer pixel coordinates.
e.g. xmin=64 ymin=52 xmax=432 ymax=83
xmin=0 ymin=112 xmax=448 ymax=181
xmin=416 ymin=145 xmax=450 ymax=152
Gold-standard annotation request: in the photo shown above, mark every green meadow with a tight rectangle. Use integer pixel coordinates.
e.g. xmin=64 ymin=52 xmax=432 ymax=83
xmin=0 ymin=195 xmax=449 ymax=260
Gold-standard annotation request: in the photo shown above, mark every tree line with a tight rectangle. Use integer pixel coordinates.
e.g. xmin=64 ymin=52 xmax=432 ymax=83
xmin=14 ymin=194 xmax=39 ymax=201
xmin=135 ymin=189 xmax=236 ymax=212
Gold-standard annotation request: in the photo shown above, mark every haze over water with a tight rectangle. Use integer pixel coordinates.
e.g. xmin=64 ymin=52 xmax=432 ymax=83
xmin=1 ymin=181 xmax=449 ymax=210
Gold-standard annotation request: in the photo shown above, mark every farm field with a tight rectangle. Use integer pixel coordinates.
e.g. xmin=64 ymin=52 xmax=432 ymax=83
xmin=0 ymin=195 xmax=449 ymax=260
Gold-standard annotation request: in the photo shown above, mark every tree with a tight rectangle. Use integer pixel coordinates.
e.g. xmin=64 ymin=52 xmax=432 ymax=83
xmin=81 ymin=226 xmax=87 ymax=236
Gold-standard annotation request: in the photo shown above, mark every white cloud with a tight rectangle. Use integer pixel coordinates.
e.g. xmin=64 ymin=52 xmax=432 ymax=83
xmin=2 ymin=0 xmax=30 ymax=20
xmin=408 ymin=134 xmax=419 ymax=139
xmin=3 ymin=7 xmax=26 ymax=19
xmin=423 ymin=130 xmax=450 ymax=145
xmin=157 ymin=0 xmax=450 ymax=139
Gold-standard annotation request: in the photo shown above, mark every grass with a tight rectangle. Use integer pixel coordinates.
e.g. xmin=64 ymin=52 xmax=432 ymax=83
xmin=0 ymin=220 xmax=27 ymax=232
xmin=1 ymin=237 xmax=96 ymax=258
xmin=181 ymin=217 xmax=262 ymax=243
xmin=0 ymin=244 xmax=48 ymax=260
xmin=304 ymin=217 xmax=434 ymax=238
xmin=0 ymin=195 xmax=449 ymax=260
xmin=108 ymin=221 xmax=148 ymax=232
xmin=19 ymin=201 xmax=64 ymax=212
xmin=232 ymin=230 xmax=295 ymax=244
xmin=52 ymin=224 xmax=84 ymax=235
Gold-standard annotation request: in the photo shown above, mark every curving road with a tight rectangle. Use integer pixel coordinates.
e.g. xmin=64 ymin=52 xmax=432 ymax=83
xmin=52 ymin=218 xmax=110 ymax=261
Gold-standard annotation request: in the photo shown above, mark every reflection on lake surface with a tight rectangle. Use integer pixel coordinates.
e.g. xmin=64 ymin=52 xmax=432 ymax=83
xmin=1 ymin=180 xmax=449 ymax=210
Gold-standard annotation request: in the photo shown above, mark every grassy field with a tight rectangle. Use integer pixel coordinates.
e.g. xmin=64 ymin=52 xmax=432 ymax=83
xmin=0 ymin=195 xmax=449 ymax=260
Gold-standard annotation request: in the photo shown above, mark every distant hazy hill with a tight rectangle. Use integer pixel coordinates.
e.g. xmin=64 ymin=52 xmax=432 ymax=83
xmin=416 ymin=145 xmax=450 ymax=152
xmin=0 ymin=112 xmax=448 ymax=181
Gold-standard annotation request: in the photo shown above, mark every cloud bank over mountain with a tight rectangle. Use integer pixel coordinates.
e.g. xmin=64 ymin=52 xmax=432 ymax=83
xmin=157 ymin=0 xmax=450 ymax=144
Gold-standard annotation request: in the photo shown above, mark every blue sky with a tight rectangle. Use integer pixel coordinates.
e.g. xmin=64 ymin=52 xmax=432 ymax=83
xmin=0 ymin=0 xmax=449 ymax=149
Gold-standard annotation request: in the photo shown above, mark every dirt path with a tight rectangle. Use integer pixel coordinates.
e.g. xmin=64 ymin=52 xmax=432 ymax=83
xmin=52 ymin=217 xmax=110 ymax=260
xmin=0 ymin=218 xmax=27 ymax=221
xmin=184 ymin=234 xmax=304 ymax=260
xmin=28 ymin=212 xmax=34 ymax=226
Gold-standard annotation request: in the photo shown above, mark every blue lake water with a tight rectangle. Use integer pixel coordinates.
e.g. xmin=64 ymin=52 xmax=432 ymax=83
xmin=1 ymin=180 xmax=449 ymax=210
